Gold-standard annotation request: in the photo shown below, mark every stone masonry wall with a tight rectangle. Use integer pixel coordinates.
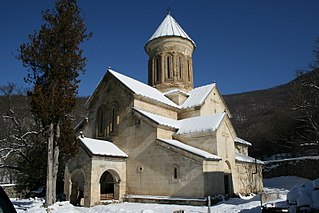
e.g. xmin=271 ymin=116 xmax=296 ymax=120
xmin=263 ymin=157 xmax=319 ymax=180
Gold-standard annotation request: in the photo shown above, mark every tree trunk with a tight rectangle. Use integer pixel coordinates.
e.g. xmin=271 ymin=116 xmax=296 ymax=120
xmin=45 ymin=123 xmax=54 ymax=207
xmin=52 ymin=121 xmax=60 ymax=204
xmin=52 ymin=146 xmax=59 ymax=203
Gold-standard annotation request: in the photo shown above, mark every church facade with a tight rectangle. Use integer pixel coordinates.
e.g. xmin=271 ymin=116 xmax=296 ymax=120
xmin=64 ymin=14 xmax=263 ymax=207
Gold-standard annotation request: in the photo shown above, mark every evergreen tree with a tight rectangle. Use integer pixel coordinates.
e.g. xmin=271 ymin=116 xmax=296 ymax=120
xmin=17 ymin=0 xmax=91 ymax=206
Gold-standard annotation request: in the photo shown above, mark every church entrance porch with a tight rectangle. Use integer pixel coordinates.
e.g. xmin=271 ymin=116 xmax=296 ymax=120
xmin=100 ymin=170 xmax=120 ymax=201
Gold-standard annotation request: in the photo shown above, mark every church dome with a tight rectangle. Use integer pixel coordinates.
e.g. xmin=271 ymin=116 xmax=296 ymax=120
xmin=146 ymin=13 xmax=196 ymax=47
xmin=145 ymin=13 xmax=196 ymax=93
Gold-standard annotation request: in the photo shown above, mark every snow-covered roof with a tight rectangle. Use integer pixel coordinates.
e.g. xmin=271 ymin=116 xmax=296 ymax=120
xmin=164 ymin=89 xmax=189 ymax=97
xmin=158 ymin=138 xmax=221 ymax=161
xmin=235 ymin=153 xmax=263 ymax=164
xmin=176 ymin=113 xmax=225 ymax=135
xmin=134 ymin=108 xmax=225 ymax=135
xmin=180 ymin=83 xmax=215 ymax=109
xmin=79 ymin=137 xmax=128 ymax=158
xmin=148 ymin=14 xmax=195 ymax=46
xmin=234 ymin=137 xmax=252 ymax=146
xmin=109 ymin=69 xmax=179 ymax=108
xmin=133 ymin=108 xmax=179 ymax=129
xmin=86 ymin=68 xmax=217 ymax=111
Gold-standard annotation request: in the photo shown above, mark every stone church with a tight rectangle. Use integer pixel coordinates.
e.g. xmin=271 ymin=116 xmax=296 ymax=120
xmin=64 ymin=13 xmax=263 ymax=207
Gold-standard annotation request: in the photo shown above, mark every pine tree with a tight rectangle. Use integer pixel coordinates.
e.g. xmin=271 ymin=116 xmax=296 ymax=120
xmin=17 ymin=0 xmax=91 ymax=206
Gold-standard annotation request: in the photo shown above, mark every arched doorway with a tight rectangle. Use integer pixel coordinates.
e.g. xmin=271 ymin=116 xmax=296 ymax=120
xmin=70 ymin=170 xmax=85 ymax=205
xmin=100 ymin=170 xmax=120 ymax=201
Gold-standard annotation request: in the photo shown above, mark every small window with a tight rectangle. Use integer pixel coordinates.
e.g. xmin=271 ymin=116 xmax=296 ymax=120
xmin=137 ymin=165 xmax=144 ymax=173
xmin=135 ymin=118 xmax=140 ymax=127
xmin=172 ymin=165 xmax=180 ymax=182
xmin=174 ymin=167 xmax=178 ymax=179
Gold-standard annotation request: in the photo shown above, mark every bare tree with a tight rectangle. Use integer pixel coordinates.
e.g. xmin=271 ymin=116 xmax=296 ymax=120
xmin=292 ymin=70 xmax=319 ymax=148
xmin=0 ymin=84 xmax=44 ymax=189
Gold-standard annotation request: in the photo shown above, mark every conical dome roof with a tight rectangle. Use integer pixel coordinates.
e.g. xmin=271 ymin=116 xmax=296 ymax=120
xmin=147 ymin=13 xmax=196 ymax=46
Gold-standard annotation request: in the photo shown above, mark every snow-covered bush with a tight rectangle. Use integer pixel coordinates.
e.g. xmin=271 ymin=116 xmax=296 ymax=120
xmin=287 ymin=178 xmax=319 ymax=213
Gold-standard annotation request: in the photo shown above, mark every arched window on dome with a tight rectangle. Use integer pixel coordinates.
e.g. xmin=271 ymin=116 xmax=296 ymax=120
xmin=166 ymin=55 xmax=173 ymax=79
xmin=187 ymin=60 xmax=191 ymax=82
xmin=178 ymin=57 xmax=183 ymax=80
xmin=154 ymin=56 xmax=161 ymax=83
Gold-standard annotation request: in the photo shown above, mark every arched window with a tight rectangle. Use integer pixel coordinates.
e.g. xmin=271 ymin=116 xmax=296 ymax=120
xmin=174 ymin=167 xmax=178 ymax=179
xmin=97 ymin=105 xmax=107 ymax=137
xmin=166 ymin=55 xmax=172 ymax=79
xmin=108 ymin=102 xmax=119 ymax=135
xmin=172 ymin=164 xmax=180 ymax=182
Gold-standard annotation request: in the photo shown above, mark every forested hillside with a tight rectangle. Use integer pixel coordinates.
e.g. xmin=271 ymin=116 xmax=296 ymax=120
xmin=224 ymin=70 xmax=319 ymax=159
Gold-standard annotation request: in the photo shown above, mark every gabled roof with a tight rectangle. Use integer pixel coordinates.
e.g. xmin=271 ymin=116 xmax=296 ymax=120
xmin=79 ymin=137 xmax=128 ymax=158
xmin=234 ymin=137 xmax=252 ymax=146
xmin=109 ymin=69 xmax=180 ymax=108
xmin=85 ymin=69 xmax=179 ymax=108
xmin=163 ymin=89 xmax=189 ymax=97
xmin=148 ymin=14 xmax=195 ymax=46
xmin=158 ymin=138 xmax=221 ymax=161
xmin=180 ymin=83 xmax=215 ymax=109
xmin=86 ymin=69 xmax=220 ymax=112
xmin=133 ymin=108 xmax=225 ymax=135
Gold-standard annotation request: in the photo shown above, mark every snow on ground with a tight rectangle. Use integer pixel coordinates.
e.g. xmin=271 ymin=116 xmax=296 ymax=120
xmin=11 ymin=176 xmax=310 ymax=213
xmin=263 ymin=176 xmax=311 ymax=192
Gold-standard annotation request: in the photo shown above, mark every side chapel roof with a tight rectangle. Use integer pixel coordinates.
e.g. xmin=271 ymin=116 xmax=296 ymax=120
xmin=79 ymin=137 xmax=128 ymax=158
xmin=147 ymin=13 xmax=196 ymax=47
xmin=158 ymin=138 xmax=221 ymax=161
xmin=133 ymin=108 xmax=225 ymax=135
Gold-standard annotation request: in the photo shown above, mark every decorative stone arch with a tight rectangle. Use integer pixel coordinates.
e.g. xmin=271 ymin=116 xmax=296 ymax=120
xmin=70 ymin=169 xmax=86 ymax=206
xmin=99 ymin=169 xmax=121 ymax=201
xmin=225 ymin=160 xmax=232 ymax=173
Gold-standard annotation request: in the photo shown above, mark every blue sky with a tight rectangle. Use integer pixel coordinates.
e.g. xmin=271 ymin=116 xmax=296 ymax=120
xmin=1 ymin=0 xmax=319 ymax=96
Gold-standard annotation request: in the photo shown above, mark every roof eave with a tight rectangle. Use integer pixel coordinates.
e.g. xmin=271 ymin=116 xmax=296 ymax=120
xmin=157 ymin=139 xmax=221 ymax=162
